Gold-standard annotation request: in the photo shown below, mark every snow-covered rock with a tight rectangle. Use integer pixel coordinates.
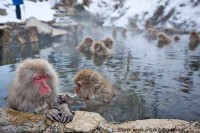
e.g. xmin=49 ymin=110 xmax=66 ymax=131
xmin=87 ymin=0 xmax=200 ymax=31
xmin=26 ymin=17 xmax=68 ymax=37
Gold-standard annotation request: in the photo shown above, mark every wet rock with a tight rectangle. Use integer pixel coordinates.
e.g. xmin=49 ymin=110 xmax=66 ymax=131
xmin=0 ymin=108 xmax=105 ymax=133
xmin=0 ymin=8 xmax=7 ymax=16
xmin=0 ymin=48 xmax=16 ymax=65
xmin=26 ymin=17 xmax=68 ymax=37
xmin=0 ymin=108 xmax=199 ymax=133
xmin=27 ymin=26 xmax=39 ymax=43
xmin=0 ymin=25 xmax=11 ymax=45
xmin=14 ymin=26 xmax=39 ymax=45
xmin=65 ymin=111 xmax=106 ymax=132
xmin=16 ymin=30 xmax=27 ymax=45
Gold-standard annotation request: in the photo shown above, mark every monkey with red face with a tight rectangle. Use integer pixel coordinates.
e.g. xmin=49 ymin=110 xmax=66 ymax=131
xmin=74 ymin=69 xmax=116 ymax=103
xmin=61 ymin=69 xmax=116 ymax=104
xmin=7 ymin=59 xmax=73 ymax=123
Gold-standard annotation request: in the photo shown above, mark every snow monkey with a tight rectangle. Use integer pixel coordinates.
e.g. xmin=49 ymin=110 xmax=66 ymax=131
xmin=173 ymin=35 xmax=180 ymax=42
xmin=73 ymin=69 xmax=116 ymax=103
xmin=189 ymin=31 xmax=200 ymax=43
xmin=189 ymin=32 xmax=200 ymax=50
xmin=100 ymin=37 xmax=114 ymax=49
xmin=91 ymin=41 xmax=112 ymax=55
xmin=76 ymin=36 xmax=94 ymax=51
xmin=145 ymin=19 xmax=152 ymax=29
xmin=7 ymin=59 xmax=73 ymax=123
xmin=157 ymin=32 xmax=171 ymax=44
xmin=121 ymin=28 xmax=127 ymax=38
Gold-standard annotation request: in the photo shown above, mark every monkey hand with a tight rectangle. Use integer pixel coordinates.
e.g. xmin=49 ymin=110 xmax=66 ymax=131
xmin=45 ymin=109 xmax=61 ymax=122
xmin=59 ymin=93 xmax=76 ymax=105
xmin=60 ymin=103 xmax=73 ymax=123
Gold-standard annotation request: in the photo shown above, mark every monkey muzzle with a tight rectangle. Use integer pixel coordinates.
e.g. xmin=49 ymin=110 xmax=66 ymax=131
xmin=75 ymin=83 xmax=81 ymax=95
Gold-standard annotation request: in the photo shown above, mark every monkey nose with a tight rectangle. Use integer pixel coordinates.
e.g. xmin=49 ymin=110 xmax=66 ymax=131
xmin=41 ymin=80 xmax=49 ymax=88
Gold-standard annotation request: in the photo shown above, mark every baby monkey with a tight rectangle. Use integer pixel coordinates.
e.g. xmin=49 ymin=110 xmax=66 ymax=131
xmin=76 ymin=36 xmax=94 ymax=51
xmin=62 ymin=69 xmax=116 ymax=103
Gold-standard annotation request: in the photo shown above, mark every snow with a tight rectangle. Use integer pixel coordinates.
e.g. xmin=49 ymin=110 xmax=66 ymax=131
xmin=87 ymin=0 xmax=200 ymax=31
xmin=0 ymin=0 xmax=56 ymax=23
xmin=1 ymin=0 xmax=200 ymax=31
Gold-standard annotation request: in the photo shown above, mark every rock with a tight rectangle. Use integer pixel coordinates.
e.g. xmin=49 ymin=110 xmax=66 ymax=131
xmin=73 ymin=3 xmax=85 ymax=12
xmin=0 ymin=108 xmax=105 ymax=133
xmin=0 ymin=108 xmax=199 ymax=133
xmin=0 ymin=25 xmax=11 ymax=45
xmin=27 ymin=26 xmax=39 ymax=43
xmin=0 ymin=8 xmax=7 ymax=16
xmin=26 ymin=17 xmax=68 ymax=37
xmin=0 ymin=48 xmax=16 ymax=65
xmin=162 ymin=8 xmax=175 ymax=23
xmin=57 ymin=6 xmax=76 ymax=15
xmin=151 ymin=5 xmax=164 ymax=25
xmin=16 ymin=30 xmax=27 ymax=45
xmin=65 ymin=111 xmax=106 ymax=132
xmin=63 ymin=0 xmax=77 ymax=6
xmin=99 ymin=119 xmax=200 ymax=133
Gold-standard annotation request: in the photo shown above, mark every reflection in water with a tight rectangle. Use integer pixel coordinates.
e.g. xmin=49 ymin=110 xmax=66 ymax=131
xmin=0 ymin=25 xmax=200 ymax=122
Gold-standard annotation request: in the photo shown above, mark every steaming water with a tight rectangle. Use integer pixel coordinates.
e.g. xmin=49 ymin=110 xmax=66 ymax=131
xmin=0 ymin=26 xmax=199 ymax=122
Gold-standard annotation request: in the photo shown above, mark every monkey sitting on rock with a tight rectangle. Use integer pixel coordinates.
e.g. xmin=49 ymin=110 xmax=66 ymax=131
xmin=7 ymin=59 xmax=73 ymax=123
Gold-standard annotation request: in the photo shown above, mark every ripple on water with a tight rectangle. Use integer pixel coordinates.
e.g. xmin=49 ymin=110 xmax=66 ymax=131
xmin=0 ymin=29 xmax=199 ymax=122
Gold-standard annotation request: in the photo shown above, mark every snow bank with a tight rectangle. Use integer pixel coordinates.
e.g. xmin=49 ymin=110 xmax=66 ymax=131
xmin=87 ymin=0 xmax=200 ymax=31
xmin=0 ymin=0 xmax=56 ymax=23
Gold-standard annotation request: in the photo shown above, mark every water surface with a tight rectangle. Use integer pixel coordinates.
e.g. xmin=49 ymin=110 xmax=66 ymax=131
xmin=0 ymin=26 xmax=199 ymax=122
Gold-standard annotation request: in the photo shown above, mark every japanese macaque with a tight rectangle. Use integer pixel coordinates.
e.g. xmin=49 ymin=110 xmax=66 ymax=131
xmin=76 ymin=36 xmax=94 ymax=51
xmin=189 ymin=32 xmax=200 ymax=50
xmin=147 ymin=28 xmax=153 ymax=34
xmin=6 ymin=59 xmax=73 ymax=123
xmin=73 ymin=69 xmax=116 ymax=103
xmin=151 ymin=29 xmax=158 ymax=37
xmin=173 ymin=35 xmax=180 ymax=41
xmin=91 ymin=41 xmax=112 ymax=55
xmin=100 ymin=37 xmax=114 ymax=49
xmin=145 ymin=20 xmax=152 ymax=29
xmin=189 ymin=32 xmax=200 ymax=43
xmin=112 ymin=29 xmax=117 ymax=39
xmin=121 ymin=28 xmax=127 ymax=38
xmin=157 ymin=32 xmax=171 ymax=44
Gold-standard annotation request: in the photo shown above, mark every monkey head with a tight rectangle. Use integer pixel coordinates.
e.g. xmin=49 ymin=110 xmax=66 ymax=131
xmin=92 ymin=41 xmax=107 ymax=55
xmin=151 ymin=29 xmax=158 ymax=37
xmin=190 ymin=32 xmax=200 ymax=42
xmin=73 ymin=69 xmax=102 ymax=100
xmin=157 ymin=33 xmax=165 ymax=41
xmin=84 ymin=36 xmax=94 ymax=47
xmin=101 ymin=37 xmax=114 ymax=49
xmin=173 ymin=35 xmax=180 ymax=41
xmin=157 ymin=32 xmax=171 ymax=43
xmin=16 ymin=59 xmax=58 ymax=97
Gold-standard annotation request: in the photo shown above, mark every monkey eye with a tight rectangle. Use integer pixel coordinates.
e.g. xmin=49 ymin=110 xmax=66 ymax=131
xmin=76 ymin=83 xmax=81 ymax=87
xmin=34 ymin=76 xmax=42 ymax=80
xmin=43 ymin=74 xmax=48 ymax=78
